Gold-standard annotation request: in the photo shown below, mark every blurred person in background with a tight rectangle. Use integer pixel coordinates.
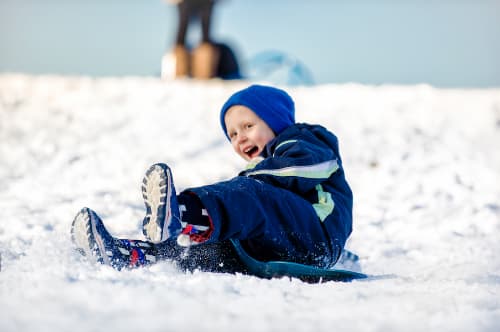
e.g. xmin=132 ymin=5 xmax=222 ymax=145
xmin=163 ymin=0 xmax=220 ymax=79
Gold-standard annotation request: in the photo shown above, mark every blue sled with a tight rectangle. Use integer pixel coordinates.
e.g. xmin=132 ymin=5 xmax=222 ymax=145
xmin=230 ymin=240 xmax=368 ymax=282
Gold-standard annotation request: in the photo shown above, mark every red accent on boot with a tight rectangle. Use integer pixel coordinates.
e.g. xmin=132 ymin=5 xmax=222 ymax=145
xmin=130 ymin=249 xmax=139 ymax=266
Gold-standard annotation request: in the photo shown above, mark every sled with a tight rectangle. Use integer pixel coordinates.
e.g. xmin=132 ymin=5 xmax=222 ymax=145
xmin=230 ymin=240 xmax=368 ymax=282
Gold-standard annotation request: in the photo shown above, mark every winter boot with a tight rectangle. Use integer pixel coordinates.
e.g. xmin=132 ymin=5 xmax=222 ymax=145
xmin=191 ymin=42 xmax=219 ymax=79
xmin=71 ymin=207 xmax=157 ymax=270
xmin=142 ymin=164 xmax=213 ymax=247
xmin=142 ymin=163 xmax=182 ymax=243
xmin=161 ymin=45 xmax=190 ymax=79
xmin=173 ymin=45 xmax=190 ymax=78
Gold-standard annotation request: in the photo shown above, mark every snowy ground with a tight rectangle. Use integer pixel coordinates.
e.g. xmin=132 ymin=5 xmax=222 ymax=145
xmin=0 ymin=74 xmax=499 ymax=332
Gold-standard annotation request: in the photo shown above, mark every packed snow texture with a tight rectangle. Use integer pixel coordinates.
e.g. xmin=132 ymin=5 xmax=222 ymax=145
xmin=0 ymin=74 xmax=499 ymax=332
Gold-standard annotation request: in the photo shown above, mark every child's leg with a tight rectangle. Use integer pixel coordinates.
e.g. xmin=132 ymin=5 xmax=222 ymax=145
xmin=139 ymin=163 xmax=338 ymax=267
xmin=72 ymin=208 xmax=158 ymax=270
xmin=71 ymin=207 xmax=246 ymax=273
xmin=156 ymin=239 xmax=247 ymax=274
xmin=188 ymin=176 xmax=340 ymax=268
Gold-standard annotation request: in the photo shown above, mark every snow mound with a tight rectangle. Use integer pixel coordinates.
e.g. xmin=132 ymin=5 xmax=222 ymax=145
xmin=1 ymin=74 xmax=499 ymax=332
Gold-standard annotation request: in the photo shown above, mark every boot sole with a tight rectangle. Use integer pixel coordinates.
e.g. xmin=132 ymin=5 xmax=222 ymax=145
xmin=71 ymin=207 xmax=111 ymax=265
xmin=142 ymin=164 xmax=172 ymax=243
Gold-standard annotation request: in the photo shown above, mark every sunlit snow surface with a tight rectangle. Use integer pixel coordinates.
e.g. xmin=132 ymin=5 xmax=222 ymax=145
xmin=0 ymin=74 xmax=499 ymax=331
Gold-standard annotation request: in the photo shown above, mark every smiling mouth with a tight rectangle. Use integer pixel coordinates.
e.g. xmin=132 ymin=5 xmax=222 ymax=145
xmin=244 ymin=146 xmax=259 ymax=158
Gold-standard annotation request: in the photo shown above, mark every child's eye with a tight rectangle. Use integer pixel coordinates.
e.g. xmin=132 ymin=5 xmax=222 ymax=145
xmin=245 ymin=123 xmax=253 ymax=129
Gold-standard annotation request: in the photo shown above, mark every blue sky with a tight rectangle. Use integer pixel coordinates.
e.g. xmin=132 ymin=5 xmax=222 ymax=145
xmin=1 ymin=0 xmax=499 ymax=87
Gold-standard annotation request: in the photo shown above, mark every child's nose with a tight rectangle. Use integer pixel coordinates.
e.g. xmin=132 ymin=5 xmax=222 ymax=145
xmin=237 ymin=132 xmax=247 ymax=143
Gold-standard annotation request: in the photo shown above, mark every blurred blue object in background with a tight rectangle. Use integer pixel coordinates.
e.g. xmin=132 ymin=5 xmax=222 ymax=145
xmin=246 ymin=51 xmax=314 ymax=86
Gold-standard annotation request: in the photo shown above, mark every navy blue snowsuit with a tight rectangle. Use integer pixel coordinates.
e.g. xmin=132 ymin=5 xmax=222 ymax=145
xmin=186 ymin=123 xmax=353 ymax=268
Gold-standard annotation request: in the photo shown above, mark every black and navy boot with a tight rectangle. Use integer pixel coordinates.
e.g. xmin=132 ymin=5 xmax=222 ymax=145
xmin=141 ymin=163 xmax=182 ymax=243
xmin=71 ymin=207 xmax=158 ymax=270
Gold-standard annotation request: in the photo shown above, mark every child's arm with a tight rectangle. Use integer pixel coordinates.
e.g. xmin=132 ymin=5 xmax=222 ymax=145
xmin=240 ymin=125 xmax=342 ymax=194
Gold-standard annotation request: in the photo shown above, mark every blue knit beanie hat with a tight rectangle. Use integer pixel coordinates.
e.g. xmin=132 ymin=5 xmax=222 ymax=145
xmin=220 ymin=85 xmax=295 ymax=139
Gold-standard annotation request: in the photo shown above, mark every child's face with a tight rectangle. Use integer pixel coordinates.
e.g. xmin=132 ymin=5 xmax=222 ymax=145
xmin=224 ymin=105 xmax=276 ymax=161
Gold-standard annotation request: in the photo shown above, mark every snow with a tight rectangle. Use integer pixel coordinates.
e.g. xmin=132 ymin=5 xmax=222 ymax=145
xmin=1 ymin=74 xmax=499 ymax=331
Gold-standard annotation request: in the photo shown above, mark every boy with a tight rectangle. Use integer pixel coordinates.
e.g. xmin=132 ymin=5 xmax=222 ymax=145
xmin=72 ymin=85 xmax=353 ymax=272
